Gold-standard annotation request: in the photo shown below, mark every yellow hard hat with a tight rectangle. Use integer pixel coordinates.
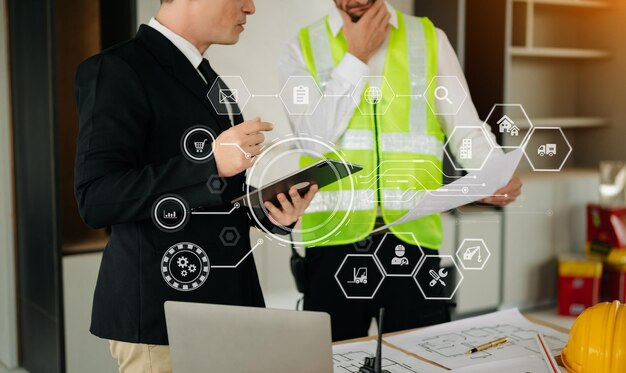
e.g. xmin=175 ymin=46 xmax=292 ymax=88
xmin=561 ymin=301 xmax=626 ymax=373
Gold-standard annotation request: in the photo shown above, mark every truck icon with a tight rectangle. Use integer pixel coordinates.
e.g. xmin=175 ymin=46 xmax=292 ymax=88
xmin=538 ymin=144 xmax=557 ymax=157
xmin=347 ymin=267 xmax=368 ymax=284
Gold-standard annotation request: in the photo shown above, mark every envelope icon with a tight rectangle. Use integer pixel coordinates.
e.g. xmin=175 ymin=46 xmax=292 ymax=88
xmin=219 ymin=89 xmax=238 ymax=104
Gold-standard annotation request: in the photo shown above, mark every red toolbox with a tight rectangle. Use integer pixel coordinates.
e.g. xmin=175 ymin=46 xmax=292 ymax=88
xmin=601 ymin=263 xmax=626 ymax=303
xmin=586 ymin=204 xmax=626 ymax=263
xmin=558 ymin=254 xmax=603 ymax=316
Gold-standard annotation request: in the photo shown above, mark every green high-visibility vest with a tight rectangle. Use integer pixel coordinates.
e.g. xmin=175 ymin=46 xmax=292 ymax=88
xmin=298 ymin=11 xmax=445 ymax=249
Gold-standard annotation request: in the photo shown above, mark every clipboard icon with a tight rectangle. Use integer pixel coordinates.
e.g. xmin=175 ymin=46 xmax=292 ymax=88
xmin=219 ymin=89 xmax=238 ymax=104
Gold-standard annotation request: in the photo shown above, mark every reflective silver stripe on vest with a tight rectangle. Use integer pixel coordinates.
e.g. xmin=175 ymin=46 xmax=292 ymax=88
xmin=305 ymin=189 xmax=428 ymax=213
xmin=406 ymin=17 xmax=428 ymax=135
xmin=308 ymin=19 xmax=334 ymax=88
xmin=381 ymin=189 xmax=426 ymax=210
xmin=380 ymin=133 xmax=443 ymax=159
xmin=338 ymin=129 xmax=375 ymax=150
xmin=306 ymin=190 xmax=375 ymax=213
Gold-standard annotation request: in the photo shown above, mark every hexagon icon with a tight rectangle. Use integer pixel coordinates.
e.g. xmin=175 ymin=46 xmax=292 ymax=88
xmin=483 ymin=104 xmax=532 ymax=149
xmin=455 ymin=239 xmax=491 ymax=271
xmin=443 ymin=126 xmax=495 ymax=171
xmin=424 ymin=76 xmax=468 ymax=116
xmin=353 ymin=236 xmax=374 ymax=253
xmin=207 ymin=175 xmax=227 ymax=194
xmin=374 ymin=232 xmax=424 ymax=277
xmin=219 ymin=227 xmax=241 ymax=247
xmin=351 ymin=76 xmax=396 ymax=116
xmin=207 ymin=76 xmax=251 ymax=116
xmin=335 ymin=254 xmax=385 ymax=300
xmin=279 ymin=76 xmax=323 ymax=116
xmin=523 ymin=127 xmax=572 ymax=172
xmin=414 ymin=255 xmax=463 ymax=300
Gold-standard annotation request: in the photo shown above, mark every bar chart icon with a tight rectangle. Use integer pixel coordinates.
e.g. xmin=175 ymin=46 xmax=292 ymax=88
xmin=163 ymin=211 xmax=178 ymax=220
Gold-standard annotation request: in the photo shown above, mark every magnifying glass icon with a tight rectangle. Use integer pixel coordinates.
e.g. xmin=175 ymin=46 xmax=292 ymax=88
xmin=434 ymin=86 xmax=453 ymax=105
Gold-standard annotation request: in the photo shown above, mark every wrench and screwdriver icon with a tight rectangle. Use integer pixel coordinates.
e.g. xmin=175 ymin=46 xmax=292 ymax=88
xmin=428 ymin=268 xmax=448 ymax=287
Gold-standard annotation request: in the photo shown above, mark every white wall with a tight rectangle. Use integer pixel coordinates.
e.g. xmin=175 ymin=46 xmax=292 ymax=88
xmin=136 ymin=0 xmax=414 ymax=307
xmin=0 ymin=0 xmax=18 ymax=367
xmin=63 ymin=254 xmax=118 ymax=373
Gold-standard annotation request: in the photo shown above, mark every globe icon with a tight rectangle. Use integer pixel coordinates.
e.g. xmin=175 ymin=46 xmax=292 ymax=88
xmin=365 ymin=87 xmax=383 ymax=104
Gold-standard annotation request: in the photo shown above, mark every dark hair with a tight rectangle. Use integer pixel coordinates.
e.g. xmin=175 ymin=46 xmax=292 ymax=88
xmin=160 ymin=0 xmax=174 ymax=4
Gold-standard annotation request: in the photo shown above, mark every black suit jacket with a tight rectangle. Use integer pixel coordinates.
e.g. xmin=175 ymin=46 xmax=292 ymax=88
xmin=75 ymin=25 xmax=274 ymax=344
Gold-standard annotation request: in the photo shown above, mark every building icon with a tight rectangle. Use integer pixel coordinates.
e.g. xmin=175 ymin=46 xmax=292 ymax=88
xmin=509 ymin=125 xmax=520 ymax=136
xmin=460 ymin=138 xmax=473 ymax=160
xmin=498 ymin=115 xmax=514 ymax=133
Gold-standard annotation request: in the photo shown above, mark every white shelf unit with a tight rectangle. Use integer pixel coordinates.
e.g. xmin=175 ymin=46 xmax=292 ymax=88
xmin=511 ymin=116 xmax=608 ymax=129
xmin=513 ymin=0 xmax=610 ymax=9
xmin=504 ymin=0 xmax=612 ymax=145
xmin=510 ymin=46 xmax=610 ymax=59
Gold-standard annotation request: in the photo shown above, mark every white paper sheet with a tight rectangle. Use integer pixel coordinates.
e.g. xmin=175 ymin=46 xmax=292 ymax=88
xmin=383 ymin=308 xmax=569 ymax=370
xmin=372 ymin=149 xmax=524 ymax=233
xmin=447 ymin=356 xmax=559 ymax=373
xmin=332 ymin=340 xmax=445 ymax=373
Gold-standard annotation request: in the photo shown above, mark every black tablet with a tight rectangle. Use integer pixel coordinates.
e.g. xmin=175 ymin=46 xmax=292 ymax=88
xmin=231 ymin=159 xmax=362 ymax=208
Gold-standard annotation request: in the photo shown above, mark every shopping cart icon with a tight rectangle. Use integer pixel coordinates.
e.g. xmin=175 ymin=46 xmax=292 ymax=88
xmin=194 ymin=139 xmax=207 ymax=153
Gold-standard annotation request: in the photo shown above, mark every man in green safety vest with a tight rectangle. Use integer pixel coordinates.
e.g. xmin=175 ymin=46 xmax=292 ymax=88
xmin=278 ymin=0 xmax=522 ymax=341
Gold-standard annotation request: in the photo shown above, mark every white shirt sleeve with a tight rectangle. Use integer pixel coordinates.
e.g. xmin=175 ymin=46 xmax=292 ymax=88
xmin=277 ymin=36 xmax=369 ymax=154
xmin=434 ymin=29 xmax=504 ymax=169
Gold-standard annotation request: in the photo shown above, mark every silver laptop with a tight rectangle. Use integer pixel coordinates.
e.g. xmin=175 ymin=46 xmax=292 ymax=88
xmin=164 ymin=301 xmax=333 ymax=373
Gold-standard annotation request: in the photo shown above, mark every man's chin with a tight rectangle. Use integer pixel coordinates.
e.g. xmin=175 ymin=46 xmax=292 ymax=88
xmin=218 ymin=35 xmax=241 ymax=46
xmin=347 ymin=9 xmax=367 ymax=21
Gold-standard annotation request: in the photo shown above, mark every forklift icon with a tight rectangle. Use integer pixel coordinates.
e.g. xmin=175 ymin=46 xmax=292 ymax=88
xmin=347 ymin=267 xmax=368 ymax=284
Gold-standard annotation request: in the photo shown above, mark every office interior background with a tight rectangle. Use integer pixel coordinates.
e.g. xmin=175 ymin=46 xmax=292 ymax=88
xmin=1 ymin=0 xmax=625 ymax=372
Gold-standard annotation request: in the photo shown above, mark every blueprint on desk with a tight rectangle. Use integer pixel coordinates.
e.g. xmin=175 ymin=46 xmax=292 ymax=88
xmin=383 ymin=308 xmax=569 ymax=370
xmin=332 ymin=340 xmax=445 ymax=373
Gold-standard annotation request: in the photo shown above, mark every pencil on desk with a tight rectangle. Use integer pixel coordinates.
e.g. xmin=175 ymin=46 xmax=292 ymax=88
xmin=465 ymin=337 xmax=508 ymax=355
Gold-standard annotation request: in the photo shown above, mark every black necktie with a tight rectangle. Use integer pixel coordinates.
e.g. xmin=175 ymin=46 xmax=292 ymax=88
xmin=198 ymin=58 xmax=243 ymax=126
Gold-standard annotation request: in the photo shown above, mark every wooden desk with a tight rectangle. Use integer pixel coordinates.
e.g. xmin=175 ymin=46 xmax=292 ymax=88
xmin=333 ymin=313 xmax=571 ymax=370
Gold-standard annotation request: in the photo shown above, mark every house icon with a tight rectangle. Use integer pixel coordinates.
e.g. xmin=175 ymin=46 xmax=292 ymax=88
xmin=497 ymin=115 xmax=514 ymax=133
xmin=509 ymin=125 xmax=520 ymax=136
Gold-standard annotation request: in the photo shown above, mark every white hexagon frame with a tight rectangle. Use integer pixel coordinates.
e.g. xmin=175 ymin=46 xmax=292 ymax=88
xmin=373 ymin=232 xmax=424 ymax=277
xmin=335 ymin=254 xmax=385 ymax=300
xmin=278 ymin=76 xmax=324 ymax=116
xmin=455 ymin=238 xmax=491 ymax=271
xmin=483 ymin=104 xmax=533 ymax=150
xmin=207 ymin=76 xmax=251 ymax=116
xmin=443 ymin=126 xmax=495 ymax=171
xmin=413 ymin=255 xmax=464 ymax=301
xmin=351 ymin=76 xmax=396 ymax=116
xmin=423 ymin=75 xmax=468 ymax=116
xmin=523 ymin=126 xmax=572 ymax=172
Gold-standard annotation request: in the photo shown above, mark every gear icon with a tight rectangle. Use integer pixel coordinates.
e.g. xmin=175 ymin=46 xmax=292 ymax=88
xmin=181 ymin=270 xmax=188 ymax=277
xmin=177 ymin=256 xmax=189 ymax=268
xmin=188 ymin=264 xmax=197 ymax=273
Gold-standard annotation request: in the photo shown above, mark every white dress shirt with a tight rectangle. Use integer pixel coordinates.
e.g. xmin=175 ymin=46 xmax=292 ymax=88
xmin=277 ymin=2 xmax=502 ymax=169
xmin=148 ymin=17 xmax=236 ymax=125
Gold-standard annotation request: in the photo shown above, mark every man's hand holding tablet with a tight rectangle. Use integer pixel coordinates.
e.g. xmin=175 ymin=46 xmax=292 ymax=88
xmin=264 ymin=184 xmax=319 ymax=226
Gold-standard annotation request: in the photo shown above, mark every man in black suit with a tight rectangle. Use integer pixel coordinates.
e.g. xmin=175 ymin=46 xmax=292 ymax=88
xmin=74 ymin=0 xmax=317 ymax=371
